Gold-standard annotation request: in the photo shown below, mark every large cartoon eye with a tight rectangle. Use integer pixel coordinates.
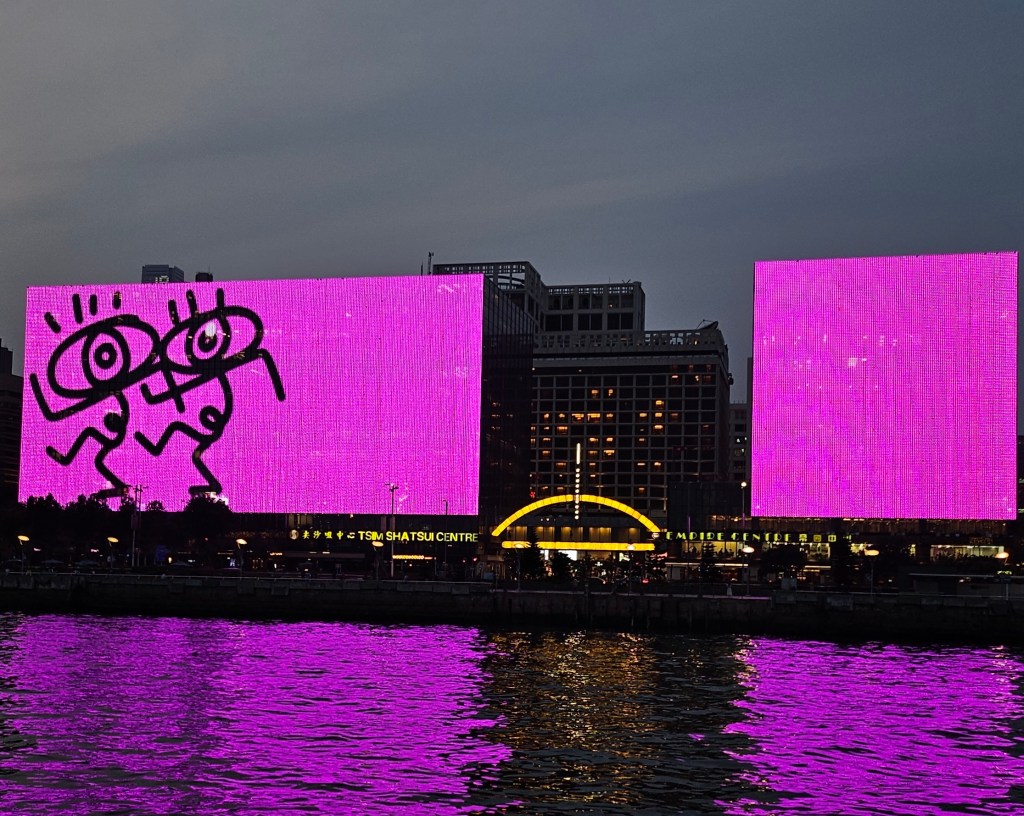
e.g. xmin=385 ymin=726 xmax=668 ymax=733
xmin=47 ymin=319 xmax=158 ymax=398
xmin=85 ymin=329 xmax=129 ymax=383
xmin=161 ymin=310 xmax=260 ymax=375
xmin=188 ymin=317 xmax=230 ymax=362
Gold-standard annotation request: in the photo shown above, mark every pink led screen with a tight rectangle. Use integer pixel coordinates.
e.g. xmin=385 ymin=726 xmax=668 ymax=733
xmin=752 ymin=253 xmax=1017 ymax=520
xmin=19 ymin=275 xmax=484 ymax=513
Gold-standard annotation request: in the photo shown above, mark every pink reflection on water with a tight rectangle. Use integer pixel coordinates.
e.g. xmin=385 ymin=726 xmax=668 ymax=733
xmin=0 ymin=615 xmax=510 ymax=815
xmin=723 ymin=639 xmax=1024 ymax=815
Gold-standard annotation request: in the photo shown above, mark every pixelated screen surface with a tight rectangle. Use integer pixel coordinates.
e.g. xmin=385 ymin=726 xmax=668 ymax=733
xmin=20 ymin=276 xmax=484 ymax=513
xmin=752 ymin=253 xmax=1017 ymax=520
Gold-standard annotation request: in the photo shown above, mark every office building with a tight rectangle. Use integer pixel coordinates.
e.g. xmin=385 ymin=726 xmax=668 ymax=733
xmin=728 ymin=403 xmax=749 ymax=484
xmin=0 ymin=341 xmax=23 ymax=505
xmin=434 ymin=262 xmax=732 ymax=526
xmin=140 ymin=265 xmax=185 ymax=284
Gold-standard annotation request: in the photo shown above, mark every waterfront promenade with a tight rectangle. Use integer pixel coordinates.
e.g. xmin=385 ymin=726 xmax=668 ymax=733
xmin=2 ymin=572 xmax=1022 ymax=644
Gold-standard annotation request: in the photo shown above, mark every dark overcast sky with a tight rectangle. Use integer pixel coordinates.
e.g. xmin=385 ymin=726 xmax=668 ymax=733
xmin=2 ymin=1 xmax=1022 ymax=411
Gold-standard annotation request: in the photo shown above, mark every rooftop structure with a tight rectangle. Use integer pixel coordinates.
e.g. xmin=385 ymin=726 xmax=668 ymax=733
xmin=140 ymin=265 xmax=185 ymax=284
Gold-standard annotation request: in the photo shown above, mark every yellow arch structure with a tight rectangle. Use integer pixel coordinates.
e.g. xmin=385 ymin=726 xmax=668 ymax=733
xmin=491 ymin=494 xmax=662 ymax=537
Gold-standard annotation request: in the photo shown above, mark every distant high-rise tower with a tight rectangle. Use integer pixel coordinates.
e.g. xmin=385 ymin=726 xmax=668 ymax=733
xmin=141 ymin=265 xmax=185 ymax=284
xmin=0 ymin=340 xmax=23 ymax=505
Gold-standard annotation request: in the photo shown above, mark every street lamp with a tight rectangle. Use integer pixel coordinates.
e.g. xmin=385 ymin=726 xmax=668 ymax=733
xmin=107 ymin=536 xmax=119 ymax=571
xmin=864 ymin=548 xmax=879 ymax=594
xmin=16 ymin=535 xmax=29 ymax=569
xmin=510 ymin=541 xmax=530 ymax=592
xmin=235 ymin=538 xmax=247 ymax=574
xmin=373 ymin=540 xmax=384 ymax=580
xmin=742 ymin=545 xmax=755 ymax=595
xmin=129 ymin=484 xmax=144 ymax=569
xmin=996 ymin=551 xmax=1011 ymax=599
xmin=439 ymin=498 xmax=449 ymax=578
xmin=740 ymin=481 xmax=748 ymax=527
xmin=385 ymin=482 xmax=398 ymax=577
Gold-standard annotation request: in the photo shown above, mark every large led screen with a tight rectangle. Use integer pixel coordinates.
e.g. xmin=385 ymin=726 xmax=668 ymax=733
xmin=20 ymin=275 xmax=484 ymax=513
xmin=752 ymin=253 xmax=1017 ymax=520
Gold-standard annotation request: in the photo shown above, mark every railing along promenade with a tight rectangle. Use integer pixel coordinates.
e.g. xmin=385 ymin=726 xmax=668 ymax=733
xmin=1 ymin=572 xmax=1022 ymax=645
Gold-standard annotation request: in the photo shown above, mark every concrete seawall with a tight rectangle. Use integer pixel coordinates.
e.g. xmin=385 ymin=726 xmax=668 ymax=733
xmin=1 ymin=574 xmax=1022 ymax=645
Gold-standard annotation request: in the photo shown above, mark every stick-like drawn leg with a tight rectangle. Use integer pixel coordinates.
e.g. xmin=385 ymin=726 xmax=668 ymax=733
xmin=188 ymin=442 xmax=223 ymax=495
xmin=47 ymin=428 xmax=108 ymax=465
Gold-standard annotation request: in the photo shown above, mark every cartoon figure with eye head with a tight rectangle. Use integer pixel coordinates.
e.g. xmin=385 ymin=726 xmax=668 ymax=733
xmin=30 ymin=291 xmax=160 ymax=499
xmin=133 ymin=288 xmax=286 ymax=496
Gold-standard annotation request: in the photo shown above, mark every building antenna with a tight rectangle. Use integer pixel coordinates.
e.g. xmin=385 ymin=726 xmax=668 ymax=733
xmin=428 ymin=251 xmax=434 ymax=276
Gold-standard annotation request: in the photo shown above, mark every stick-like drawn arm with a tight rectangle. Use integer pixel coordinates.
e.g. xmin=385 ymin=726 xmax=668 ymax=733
xmin=29 ymin=373 xmax=89 ymax=422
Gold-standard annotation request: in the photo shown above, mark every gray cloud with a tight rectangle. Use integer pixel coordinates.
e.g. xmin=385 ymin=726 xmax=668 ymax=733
xmin=2 ymin=0 xmax=1022 ymax=416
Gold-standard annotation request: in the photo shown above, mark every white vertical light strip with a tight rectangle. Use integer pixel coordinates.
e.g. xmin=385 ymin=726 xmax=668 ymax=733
xmin=573 ymin=442 xmax=582 ymax=521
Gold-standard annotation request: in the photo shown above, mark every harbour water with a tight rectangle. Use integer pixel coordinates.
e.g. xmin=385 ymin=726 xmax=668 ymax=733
xmin=0 ymin=613 xmax=1022 ymax=815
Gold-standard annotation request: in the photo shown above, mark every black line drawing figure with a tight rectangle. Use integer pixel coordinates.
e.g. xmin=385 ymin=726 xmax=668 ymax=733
xmin=30 ymin=292 xmax=161 ymax=498
xmin=133 ymin=287 xmax=286 ymax=496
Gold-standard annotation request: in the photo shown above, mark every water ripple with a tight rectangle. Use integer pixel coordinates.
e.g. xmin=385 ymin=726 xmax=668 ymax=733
xmin=0 ymin=615 xmax=1022 ymax=814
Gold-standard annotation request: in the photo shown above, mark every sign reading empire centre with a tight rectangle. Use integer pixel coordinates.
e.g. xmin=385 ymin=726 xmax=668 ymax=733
xmin=20 ymin=276 xmax=485 ymax=514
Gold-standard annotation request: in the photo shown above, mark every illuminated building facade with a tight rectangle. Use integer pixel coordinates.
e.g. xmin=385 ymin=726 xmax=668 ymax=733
xmin=434 ymin=262 xmax=732 ymax=527
xmin=19 ymin=274 xmax=532 ymax=572
xmin=752 ymin=253 xmax=1016 ymax=521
